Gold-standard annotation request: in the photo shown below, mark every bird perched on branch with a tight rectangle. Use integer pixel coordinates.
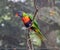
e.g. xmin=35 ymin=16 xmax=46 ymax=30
xmin=14 ymin=11 xmax=46 ymax=41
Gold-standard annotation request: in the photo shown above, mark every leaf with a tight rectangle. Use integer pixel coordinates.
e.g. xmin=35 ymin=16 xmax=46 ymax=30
xmin=30 ymin=31 xmax=42 ymax=46
xmin=2 ymin=15 xmax=11 ymax=20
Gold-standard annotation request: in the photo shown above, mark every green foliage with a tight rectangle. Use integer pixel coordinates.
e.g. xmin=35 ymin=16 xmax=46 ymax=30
xmin=1 ymin=13 xmax=11 ymax=20
xmin=30 ymin=31 xmax=42 ymax=46
xmin=0 ymin=13 xmax=11 ymax=23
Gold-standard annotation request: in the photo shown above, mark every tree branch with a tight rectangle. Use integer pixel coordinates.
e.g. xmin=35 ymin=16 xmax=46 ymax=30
xmin=26 ymin=29 xmax=34 ymax=50
xmin=32 ymin=0 xmax=38 ymax=21
xmin=26 ymin=0 xmax=39 ymax=50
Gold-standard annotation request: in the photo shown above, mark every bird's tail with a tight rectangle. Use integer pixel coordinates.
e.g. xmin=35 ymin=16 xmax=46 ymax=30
xmin=34 ymin=29 xmax=46 ymax=41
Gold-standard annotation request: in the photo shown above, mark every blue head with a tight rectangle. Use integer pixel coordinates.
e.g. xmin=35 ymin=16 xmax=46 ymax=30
xmin=15 ymin=11 xmax=23 ymax=18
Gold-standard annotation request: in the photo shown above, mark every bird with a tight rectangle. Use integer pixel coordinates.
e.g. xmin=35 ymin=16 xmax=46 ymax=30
xmin=14 ymin=11 xmax=46 ymax=41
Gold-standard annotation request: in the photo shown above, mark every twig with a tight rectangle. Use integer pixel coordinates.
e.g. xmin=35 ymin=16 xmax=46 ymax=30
xmin=26 ymin=29 xmax=34 ymax=50
xmin=32 ymin=0 xmax=38 ymax=22
xmin=32 ymin=9 xmax=38 ymax=22
xmin=26 ymin=0 xmax=38 ymax=50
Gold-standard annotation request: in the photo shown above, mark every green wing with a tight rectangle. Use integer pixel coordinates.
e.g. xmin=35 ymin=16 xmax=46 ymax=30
xmin=28 ymin=14 xmax=39 ymax=29
xmin=28 ymin=14 xmax=46 ymax=41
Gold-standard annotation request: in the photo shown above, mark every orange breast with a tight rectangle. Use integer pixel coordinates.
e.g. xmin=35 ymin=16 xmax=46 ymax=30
xmin=22 ymin=16 xmax=30 ymax=23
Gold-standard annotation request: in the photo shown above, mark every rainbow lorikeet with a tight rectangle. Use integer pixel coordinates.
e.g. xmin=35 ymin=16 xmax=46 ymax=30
xmin=15 ymin=11 xmax=46 ymax=41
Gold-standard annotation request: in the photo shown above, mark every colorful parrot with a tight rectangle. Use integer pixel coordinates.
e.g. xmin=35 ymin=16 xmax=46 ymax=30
xmin=15 ymin=11 xmax=46 ymax=41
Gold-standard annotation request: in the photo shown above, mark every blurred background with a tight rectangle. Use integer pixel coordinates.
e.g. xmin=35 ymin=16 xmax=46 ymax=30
xmin=0 ymin=0 xmax=60 ymax=50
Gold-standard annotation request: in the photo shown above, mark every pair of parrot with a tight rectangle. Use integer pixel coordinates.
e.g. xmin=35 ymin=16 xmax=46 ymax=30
xmin=15 ymin=11 xmax=46 ymax=42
